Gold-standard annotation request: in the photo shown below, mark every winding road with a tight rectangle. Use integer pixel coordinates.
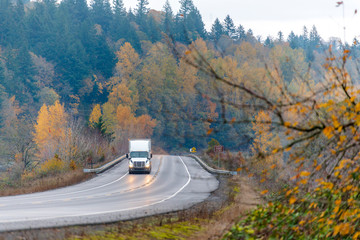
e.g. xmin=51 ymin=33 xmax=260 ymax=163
xmin=0 ymin=155 xmax=218 ymax=232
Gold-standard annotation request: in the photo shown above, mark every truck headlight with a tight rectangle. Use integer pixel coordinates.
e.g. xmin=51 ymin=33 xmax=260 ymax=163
xmin=129 ymin=160 xmax=134 ymax=168
xmin=145 ymin=160 xmax=150 ymax=168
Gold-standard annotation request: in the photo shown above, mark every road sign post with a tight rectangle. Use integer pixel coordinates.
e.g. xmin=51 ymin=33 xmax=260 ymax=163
xmin=214 ymin=145 xmax=224 ymax=168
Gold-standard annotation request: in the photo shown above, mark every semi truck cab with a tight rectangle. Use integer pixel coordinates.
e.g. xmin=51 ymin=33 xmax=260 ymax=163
xmin=127 ymin=139 xmax=152 ymax=174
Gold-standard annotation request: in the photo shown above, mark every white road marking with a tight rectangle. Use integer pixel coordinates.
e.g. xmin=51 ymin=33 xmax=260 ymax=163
xmin=0 ymin=157 xmax=163 ymax=205
xmin=0 ymin=156 xmax=192 ymax=223
xmin=0 ymin=168 xmax=129 ymax=202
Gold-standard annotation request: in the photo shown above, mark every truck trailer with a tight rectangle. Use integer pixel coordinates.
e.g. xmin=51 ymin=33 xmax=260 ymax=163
xmin=126 ymin=139 xmax=152 ymax=174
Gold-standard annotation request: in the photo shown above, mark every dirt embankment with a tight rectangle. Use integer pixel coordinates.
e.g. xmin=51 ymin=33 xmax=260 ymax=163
xmin=190 ymin=175 xmax=263 ymax=239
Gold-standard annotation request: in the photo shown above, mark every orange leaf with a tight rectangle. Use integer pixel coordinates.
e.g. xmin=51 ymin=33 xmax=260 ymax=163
xmin=323 ymin=126 xmax=334 ymax=139
xmin=289 ymin=196 xmax=297 ymax=205
xmin=339 ymin=223 xmax=350 ymax=236
xmin=284 ymin=121 xmax=291 ymax=127
xmin=285 ymin=147 xmax=292 ymax=152
xmin=260 ymin=190 xmax=268 ymax=195
xmin=207 ymin=129 xmax=213 ymax=135
xmin=272 ymin=148 xmax=279 ymax=154
xmin=300 ymin=179 xmax=308 ymax=185
xmin=300 ymin=171 xmax=310 ymax=177
xmin=353 ymin=231 xmax=360 ymax=240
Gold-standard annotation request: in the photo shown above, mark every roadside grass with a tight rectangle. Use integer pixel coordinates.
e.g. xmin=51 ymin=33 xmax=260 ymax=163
xmin=0 ymin=170 xmax=93 ymax=197
xmin=68 ymin=221 xmax=201 ymax=240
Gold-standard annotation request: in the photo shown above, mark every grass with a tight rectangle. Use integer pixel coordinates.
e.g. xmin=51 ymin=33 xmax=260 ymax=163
xmin=68 ymin=221 xmax=202 ymax=240
xmin=0 ymin=170 xmax=93 ymax=197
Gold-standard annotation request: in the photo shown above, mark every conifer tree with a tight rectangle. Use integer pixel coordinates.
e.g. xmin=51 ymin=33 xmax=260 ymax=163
xmin=135 ymin=0 xmax=149 ymax=31
xmin=236 ymin=24 xmax=246 ymax=41
xmin=211 ymin=18 xmax=224 ymax=42
xmin=223 ymin=15 xmax=236 ymax=39
xmin=162 ymin=0 xmax=174 ymax=36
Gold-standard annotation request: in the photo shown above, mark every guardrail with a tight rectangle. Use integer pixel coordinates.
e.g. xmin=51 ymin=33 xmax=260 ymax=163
xmin=187 ymin=154 xmax=237 ymax=176
xmin=83 ymin=155 xmax=126 ymax=174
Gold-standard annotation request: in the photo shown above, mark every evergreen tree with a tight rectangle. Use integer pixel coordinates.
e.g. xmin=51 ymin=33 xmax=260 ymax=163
xmin=90 ymin=0 xmax=112 ymax=32
xmin=309 ymin=25 xmax=321 ymax=49
xmin=264 ymin=36 xmax=274 ymax=48
xmin=304 ymin=25 xmax=321 ymax=61
xmin=135 ymin=0 xmax=149 ymax=31
xmin=162 ymin=0 xmax=174 ymax=36
xmin=211 ymin=18 xmax=224 ymax=42
xmin=147 ymin=14 xmax=161 ymax=42
xmin=113 ymin=0 xmax=125 ymax=17
xmin=300 ymin=26 xmax=309 ymax=49
xmin=288 ymin=31 xmax=299 ymax=49
xmin=236 ymin=24 xmax=246 ymax=41
xmin=189 ymin=7 xmax=206 ymax=39
xmin=277 ymin=31 xmax=284 ymax=42
xmin=176 ymin=0 xmax=206 ymax=43
xmin=179 ymin=0 xmax=193 ymax=16
xmin=110 ymin=0 xmax=127 ymax=40
xmin=246 ymin=28 xmax=255 ymax=43
xmin=223 ymin=15 xmax=236 ymax=39
xmin=4 ymin=46 xmax=38 ymax=106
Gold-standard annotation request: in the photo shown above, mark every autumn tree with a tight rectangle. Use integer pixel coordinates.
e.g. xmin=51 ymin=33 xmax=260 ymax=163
xmin=112 ymin=42 xmax=140 ymax=86
xmin=170 ymin=26 xmax=360 ymax=238
xmin=34 ymin=100 xmax=68 ymax=161
xmin=250 ymin=111 xmax=282 ymax=176
xmin=0 ymin=96 xmax=35 ymax=171
xmin=89 ymin=104 xmax=102 ymax=127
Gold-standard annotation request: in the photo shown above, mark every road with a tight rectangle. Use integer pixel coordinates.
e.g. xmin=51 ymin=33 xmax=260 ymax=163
xmin=0 ymin=155 xmax=218 ymax=232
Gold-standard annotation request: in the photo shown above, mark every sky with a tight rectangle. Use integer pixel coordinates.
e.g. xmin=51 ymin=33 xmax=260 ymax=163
xmin=123 ymin=0 xmax=360 ymax=43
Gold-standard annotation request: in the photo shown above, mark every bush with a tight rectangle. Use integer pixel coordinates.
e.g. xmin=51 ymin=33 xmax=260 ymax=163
xmin=38 ymin=154 xmax=65 ymax=177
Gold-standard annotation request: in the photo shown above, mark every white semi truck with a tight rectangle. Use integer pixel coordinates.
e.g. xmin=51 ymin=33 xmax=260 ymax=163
xmin=126 ymin=139 xmax=152 ymax=174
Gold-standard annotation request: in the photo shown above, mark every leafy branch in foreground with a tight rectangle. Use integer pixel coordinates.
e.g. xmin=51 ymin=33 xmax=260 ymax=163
xmin=167 ymin=34 xmax=360 ymax=238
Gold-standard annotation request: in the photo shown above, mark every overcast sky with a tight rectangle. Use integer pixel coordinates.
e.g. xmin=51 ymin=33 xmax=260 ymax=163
xmin=122 ymin=0 xmax=360 ymax=43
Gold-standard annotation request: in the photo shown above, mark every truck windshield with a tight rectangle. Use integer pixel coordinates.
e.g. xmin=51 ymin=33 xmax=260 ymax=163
xmin=130 ymin=152 xmax=148 ymax=158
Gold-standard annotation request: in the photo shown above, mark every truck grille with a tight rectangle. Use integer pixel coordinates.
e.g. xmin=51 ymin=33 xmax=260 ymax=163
xmin=134 ymin=161 xmax=145 ymax=168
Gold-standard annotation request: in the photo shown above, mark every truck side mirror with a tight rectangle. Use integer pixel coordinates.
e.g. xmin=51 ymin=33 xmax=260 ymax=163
xmin=150 ymin=153 xmax=152 ymax=158
xmin=126 ymin=153 xmax=129 ymax=159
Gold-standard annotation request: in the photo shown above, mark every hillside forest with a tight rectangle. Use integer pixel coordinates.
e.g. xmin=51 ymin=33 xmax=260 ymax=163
xmin=2 ymin=0 xmax=360 ymax=237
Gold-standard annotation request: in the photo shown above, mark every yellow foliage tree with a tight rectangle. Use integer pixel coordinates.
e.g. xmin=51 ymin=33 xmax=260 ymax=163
xmin=250 ymin=111 xmax=282 ymax=172
xmin=89 ymin=104 xmax=102 ymax=127
xmin=134 ymin=114 xmax=157 ymax=137
xmin=108 ymin=83 xmax=138 ymax=111
xmin=34 ymin=100 xmax=68 ymax=161
xmin=115 ymin=104 xmax=134 ymax=131
xmin=102 ymin=102 xmax=117 ymax=134
xmin=114 ymin=42 xmax=140 ymax=84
